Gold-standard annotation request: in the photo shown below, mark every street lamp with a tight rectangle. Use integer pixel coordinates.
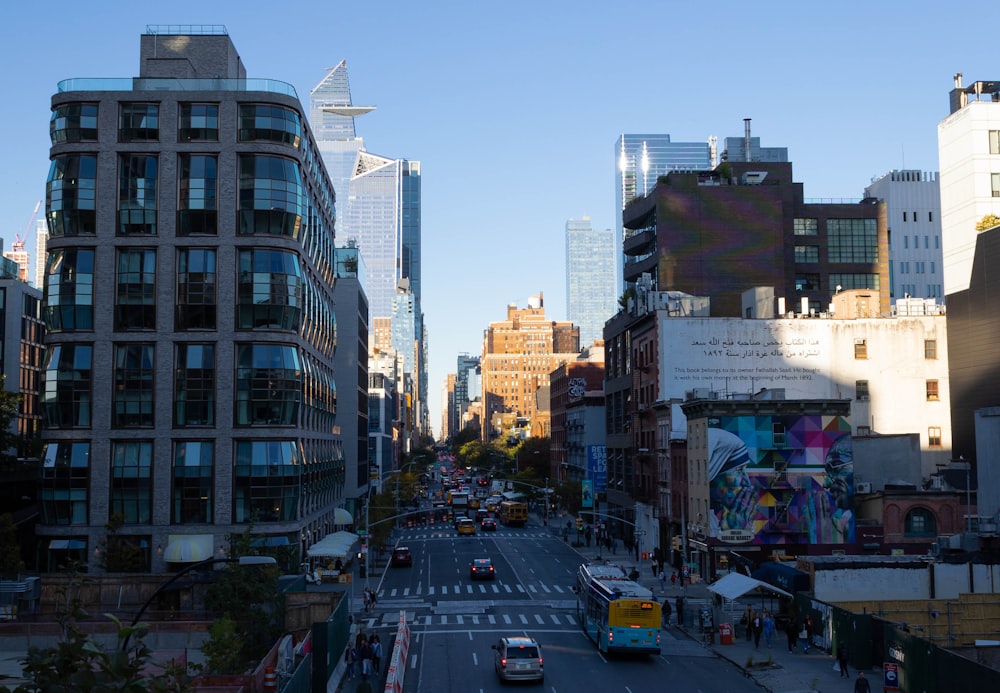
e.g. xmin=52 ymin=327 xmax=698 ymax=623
xmin=122 ymin=555 xmax=277 ymax=651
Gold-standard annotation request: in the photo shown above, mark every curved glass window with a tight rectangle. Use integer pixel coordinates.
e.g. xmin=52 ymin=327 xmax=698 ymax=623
xmin=47 ymin=155 xmax=97 ymax=237
xmin=235 ymin=343 xmax=301 ymax=426
xmin=42 ymin=344 xmax=93 ymax=428
xmin=50 ymin=103 xmax=98 ymax=143
xmin=238 ymin=104 xmax=301 ymax=147
xmin=233 ymin=440 xmax=301 ymax=522
xmin=115 ymin=249 xmax=156 ymax=330
xmin=176 ymin=248 xmax=217 ymax=330
xmin=237 ymin=248 xmax=303 ymax=330
xmin=40 ymin=441 xmax=90 ymax=525
xmin=119 ymin=103 xmax=159 ymax=142
xmin=113 ymin=343 xmax=155 ymax=427
xmin=238 ymin=155 xmax=303 ymax=237
xmin=44 ymin=248 xmax=94 ymax=331
xmin=111 ymin=440 xmax=153 ymax=524
xmin=178 ymin=154 xmax=218 ymax=235
xmin=179 ymin=103 xmax=219 ymax=142
xmin=175 ymin=343 xmax=216 ymax=426
xmin=173 ymin=441 xmax=214 ymax=524
xmin=119 ymin=155 xmax=158 ymax=235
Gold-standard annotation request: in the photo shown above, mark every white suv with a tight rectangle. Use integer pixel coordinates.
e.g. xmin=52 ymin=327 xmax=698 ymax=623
xmin=492 ymin=636 xmax=543 ymax=683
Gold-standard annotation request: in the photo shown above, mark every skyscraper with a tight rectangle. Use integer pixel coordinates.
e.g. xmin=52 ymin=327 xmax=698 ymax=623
xmin=614 ymin=135 xmax=713 ymax=292
xmin=565 ymin=216 xmax=616 ymax=348
xmin=39 ymin=26 xmax=342 ymax=573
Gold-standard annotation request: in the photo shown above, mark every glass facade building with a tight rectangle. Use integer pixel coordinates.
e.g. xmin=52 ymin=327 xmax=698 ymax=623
xmin=39 ymin=27 xmax=343 ymax=573
xmin=565 ymin=217 xmax=617 ymax=348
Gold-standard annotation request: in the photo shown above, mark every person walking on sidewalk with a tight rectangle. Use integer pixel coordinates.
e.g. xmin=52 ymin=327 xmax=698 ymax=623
xmin=837 ymin=644 xmax=850 ymax=678
xmin=853 ymin=671 xmax=871 ymax=692
xmin=661 ymin=598 xmax=672 ymax=628
xmin=675 ymin=595 xmax=684 ymax=627
xmin=742 ymin=606 xmax=753 ymax=641
xmin=762 ymin=610 xmax=775 ymax=649
xmin=751 ymin=611 xmax=763 ymax=649
xmin=785 ymin=619 xmax=797 ymax=653
xmin=798 ymin=620 xmax=810 ymax=654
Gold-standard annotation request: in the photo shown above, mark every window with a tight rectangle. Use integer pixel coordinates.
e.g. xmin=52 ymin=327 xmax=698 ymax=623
xmin=993 ymin=173 xmax=1000 ymax=198
xmin=925 ymin=235 xmax=929 ymax=249
xmin=233 ymin=440 xmax=302 ymax=522
xmin=793 ymin=218 xmax=818 ymax=236
xmin=237 ymin=248 xmax=303 ymax=330
xmin=926 ymin=380 xmax=939 ymax=401
xmin=176 ymin=249 xmax=217 ymax=330
xmin=238 ymin=155 xmax=304 ymax=237
xmin=990 ymin=130 xmax=1000 ymax=155
xmin=173 ymin=441 xmax=214 ymax=523
xmin=42 ymin=344 xmax=92 ymax=428
xmin=175 ymin=343 xmax=216 ymax=426
xmin=903 ymin=212 xmax=907 ymax=222
xmin=928 ymin=426 xmax=942 ymax=447
xmin=50 ymin=103 xmax=98 ymax=143
xmin=178 ymin=103 xmax=218 ymax=142
xmin=238 ymin=104 xmax=301 ymax=147
xmin=40 ymin=442 xmax=89 ymax=525
xmin=111 ymin=440 xmax=153 ymax=523
xmin=828 ymin=218 xmax=878 ymax=263
xmin=904 ymin=508 xmax=936 ymax=537
xmin=178 ymin=154 xmax=218 ymax=234
xmin=924 ymin=339 xmax=937 ymax=359
xmin=44 ymin=249 xmax=94 ymax=331
xmin=118 ymin=155 xmax=158 ymax=234
xmin=830 ymin=274 xmax=879 ymax=292
xmin=235 ymin=343 xmax=301 ymax=425
xmin=794 ymin=245 xmax=819 ymax=263
xmin=794 ymin=274 xmax=820 ymax=292
xmin=857 ymin=426 xmax=871 ymax=436
xmin=929 ymin=211 xmax=933 ymax=222
xmin=115 ymin=249 xmax=156 ymax=330
xmin=855 ymin=380 xmax=869 ymax=400
xmin=46 ymin=155 xmax=97 ymax=236
xmin=772 ymin=422 xmax=786 ymax=447
xmin=119 ymin=103 xmax=159 ymax=142
xmin=854 ymin=339 xmax=868 ymax=360
xmin=113 ymin=343 xmax=155 ymax=427
xmin=903 ymin=236 xmax=908 ymax=249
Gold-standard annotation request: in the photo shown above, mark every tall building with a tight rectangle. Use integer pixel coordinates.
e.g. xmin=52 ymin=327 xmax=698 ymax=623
xmin=622 ymin=160 xmax=889 ymax=317
xmin=34 ymin=218 xmax=48 ymax=289
xmin=2 ymin=237 xmax=29 ymax=283
xmin=565 ymin=216 xmax=616 ymax=348
xmin=938 ymin=74 xmax=1000 ymax=296
xmin=864 ymin=170 xmax=943 ymax=302
xmin=480 ymin=294 xmax=579 ymax=442
xmin=39 ymin=27 xmax=342 ymax=573
xmin=615 ymin=134 xmax=713 ymax=292
xmin=452 ymin=353 xmax=480 ymax=439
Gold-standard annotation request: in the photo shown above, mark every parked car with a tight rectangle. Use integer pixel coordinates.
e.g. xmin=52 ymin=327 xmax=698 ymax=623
xmin=492 ymin=636 xmax=543 ymax=682
xmin=470 ymin=558 xmax=495 ymax=580
xmin=390 ymin=546 xmax=413 ymax=567
xmin=481 ymin=517 xmax=497 ymax=532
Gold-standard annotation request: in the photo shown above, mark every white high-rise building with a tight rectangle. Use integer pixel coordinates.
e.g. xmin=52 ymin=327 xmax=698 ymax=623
xmin=937 ymin=74 xmax=1000 ymax=296
xmin=34 ymin=218 xmax=48 ymax=289
xmin=865 ymin=170 xmax=943 ymax=302
xmin=565 ymin=217 xmax=616 ymax=348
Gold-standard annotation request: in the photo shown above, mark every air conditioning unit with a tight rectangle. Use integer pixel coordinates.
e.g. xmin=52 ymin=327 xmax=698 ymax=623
xmin=856 ymin=482 xmax=872 ymax=494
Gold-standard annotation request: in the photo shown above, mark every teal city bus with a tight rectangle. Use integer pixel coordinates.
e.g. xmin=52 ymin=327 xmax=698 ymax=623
xmin=575 ymin=563 xmax=661 ymax=655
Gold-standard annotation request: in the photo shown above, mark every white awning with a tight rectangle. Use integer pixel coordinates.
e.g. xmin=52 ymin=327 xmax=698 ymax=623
xmin=334 ymin=507 xmax=354 ymax=525
xmin=164 ymin=534 xmax=214 ymax=563
xmin=306 ymin=530 xmax=358 ymax=558
xmin=707 ymin=572 xmax=793 ymax=601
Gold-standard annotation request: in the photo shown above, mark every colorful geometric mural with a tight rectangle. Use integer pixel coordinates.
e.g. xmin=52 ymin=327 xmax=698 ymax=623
xmin=708 ymin=414 xmax=854 ymax=545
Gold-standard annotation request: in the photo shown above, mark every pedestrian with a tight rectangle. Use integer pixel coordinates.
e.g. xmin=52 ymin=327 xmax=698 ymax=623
xmin=837 ymin=643 xmax=850 ymax=678
xmin=658 ymin=569 xmax=667 ymax=592
xmin=360 ymin=638 xmax=374 ymax=679
xmin=370 ymin=587 xmax=378 ymax=611
xmin=742 ymin=606 xmax=753 ymax=641
xmin=362 ymin=588 xmax=371 ymax=613
xmin=854 ymin=671 xmax=871 ymax=693
xmin=675 ymin=595 xmax=684 ymax=627
xmin=345 ymin=643 xmax=358 ymax=679
xmin=751 ymin=611 xmax=763 ymax=649
xmin=585 ymin=526 xmax=592 ymax=546
xmin=670 ymin=572 xmax=677 ymax=586
xmin=662 ymin=598 xmax=672 ymax=627
xmin=798 ymin=620 xmax=810 ymax=654
xmin=762 ymin=610 xmax=775 ymax=649
xmin=785 ymin=619 xmax=797 ymax=653
xmin=371 ymin=634 xmax=383 ymax=675
xmin=628 ymin=566 xmax=639 ymax=581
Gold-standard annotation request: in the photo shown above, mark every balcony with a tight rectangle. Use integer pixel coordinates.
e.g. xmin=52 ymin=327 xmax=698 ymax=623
xmin=623 ymin=227 xmax=655 ymax=257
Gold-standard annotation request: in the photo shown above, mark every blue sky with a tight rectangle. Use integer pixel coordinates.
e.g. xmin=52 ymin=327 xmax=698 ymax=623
xmin=2 ymin=1 xmax=998 ymax=435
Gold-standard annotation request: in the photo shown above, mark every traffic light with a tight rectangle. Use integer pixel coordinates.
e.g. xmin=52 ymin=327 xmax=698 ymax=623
xmin=671 ymin=536 xmax=682 ymax=551
xmin=576 ymin=517 xmax=584 ymax=532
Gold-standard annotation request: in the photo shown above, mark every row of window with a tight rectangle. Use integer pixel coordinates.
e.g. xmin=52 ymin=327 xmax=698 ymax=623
xmin=896 ymin=261 xmax=936 ymax=275
xmin=46 ymin=153 xmax=305 ymax=238
xmin=41 ymin=438 xmax=309 ymax=525
xmin=900 ymin=211 xmax=934 ymax=223
xmin=899 ymin=234 xmax=939 ymax=250
xmin=45 ymin=246 xmax=306 ymax=333
xmin=50 ymin=102 xmax=301 ymax=147
xmin=42 ymin=342 xmax=309 ymax=429
xmin=895 ymin=283 xmax=942 ymax=299
xmin=855 ymin=375 xmax=939 ymax=401
xmin=853 ymin=338 xmax=937 ymax=360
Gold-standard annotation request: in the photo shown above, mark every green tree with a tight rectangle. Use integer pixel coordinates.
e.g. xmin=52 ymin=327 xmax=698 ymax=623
xmin=0 ymin=376 xmax=23 ymax=465
xmin=96 ymin=514 xmax=146 ymax=573
xmin=976 ymin=213 xmax=1000 ymax=232
xmin=199 ymin=615 xmax=244 ymax=676
xmin=0 ymin=513 xmax=25 ymax=577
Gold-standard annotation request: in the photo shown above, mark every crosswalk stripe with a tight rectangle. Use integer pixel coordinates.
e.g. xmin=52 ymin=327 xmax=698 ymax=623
xmin=503 ymin=614 xmax=512 ymax=624
xmin=519 ymin=614 xmax=528 ymax=624
xmin=534 ymin=614 xmax=545 ymax=624
xmin=540 ymin=583 xmax=551 ymax=593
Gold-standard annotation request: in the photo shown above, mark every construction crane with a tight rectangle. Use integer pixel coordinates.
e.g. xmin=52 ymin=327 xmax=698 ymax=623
xmin=24 ymin=199 xmax=41 ymax=236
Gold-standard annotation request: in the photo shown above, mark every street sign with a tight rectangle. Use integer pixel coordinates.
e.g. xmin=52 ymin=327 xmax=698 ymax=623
xmin=635 ymin=530 xmax=647 ymax=536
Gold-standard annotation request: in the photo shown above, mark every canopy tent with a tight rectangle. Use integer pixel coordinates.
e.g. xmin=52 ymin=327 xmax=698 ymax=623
xmin=306 ymin=530 xmax=358 ymax=559
xmin=333 ymin=507 xmax=354 ymax=525
xmin=164 ymin=534 xmax=214 ymax=563
xmin=707 ymin=571 xmax=793 ymax=601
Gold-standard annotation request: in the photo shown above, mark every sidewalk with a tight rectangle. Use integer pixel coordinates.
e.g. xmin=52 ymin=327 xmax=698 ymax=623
xmin=544 ymin=511 xmax=884 ymax=693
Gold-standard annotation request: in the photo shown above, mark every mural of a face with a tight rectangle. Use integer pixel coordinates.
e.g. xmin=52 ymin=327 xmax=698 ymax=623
xmin=708 ymin=428 xmax=756 ymax=534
